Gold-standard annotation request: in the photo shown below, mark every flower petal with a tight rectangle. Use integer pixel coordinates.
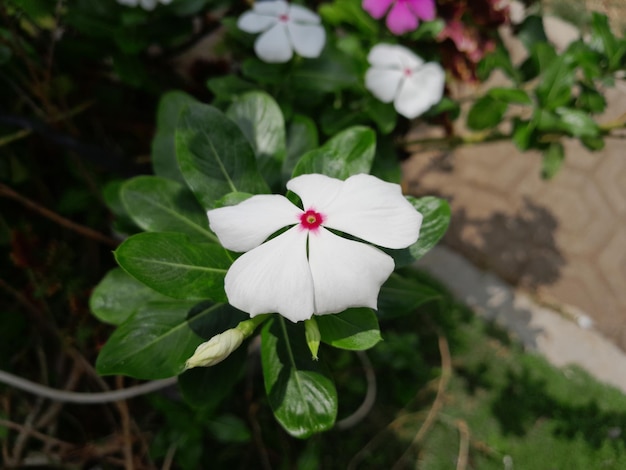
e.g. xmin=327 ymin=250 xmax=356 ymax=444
xmin=408 ymin=0 xmax=436 ymax=20
xmin=362 ymin=0 xmax=394 ymax=19
xmin=288 ymin=4 xmax=321 ymax=23
xmin=365 ymin=67 xmax=403 ymax=103
xmin=287 ymin=174 xmax=343 ymax=211
xmin=367 ymin=43 xmax=424 ymax=71
xmin=238 ymin=11 xmax=277 ymax=33
xmin=288 ymin=22 xmax=326 ymax=58
xmin=308 ymin=228 xmax=395 ymax=314
xmin=254 ymin=23 xmax=293 ymax=63
xmin=254 ymin=0 xmax=288 ymax=16
xmin=323 ymin=174 xmax=422 ymax=249
xmin=224 ymin=227 xmax=314 ymax=322
xmin=394 ymin=62 xmax=445 ymax=118
xmin=386 ymin=1 xmax=419 ymax=35
xmin=208 ymin=194 xmax=301 ymax=252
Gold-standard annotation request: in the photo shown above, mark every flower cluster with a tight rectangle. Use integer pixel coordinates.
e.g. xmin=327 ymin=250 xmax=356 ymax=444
xmin=237 ymin=0 xmax=326 ymax=63
xmin=362 ymin=0 xmax=436 ymax=35
xmin=365 ymin=44 xmax=445 ymax=119
xmin=208 ymin=174 xmax=422 ymax=323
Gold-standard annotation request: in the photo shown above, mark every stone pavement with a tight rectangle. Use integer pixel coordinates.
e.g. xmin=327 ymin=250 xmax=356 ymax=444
xmin=403 ymin=15 xmax=626 ymax=352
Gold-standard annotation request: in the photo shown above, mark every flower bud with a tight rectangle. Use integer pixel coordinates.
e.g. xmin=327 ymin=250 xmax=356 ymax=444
xmin=185 ymin=328 xmax=245 ymax=369
xmin=305 ymin=318 xmax=321 ymax=361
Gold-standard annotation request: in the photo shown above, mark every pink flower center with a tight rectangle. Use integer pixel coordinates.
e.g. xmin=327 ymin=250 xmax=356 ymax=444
xmin=403 ymin=67 xmax=413 ymax=77
xmin=299 ymin=209 xmax=324 ymax=231
xmin=279 ymin=14 xmax=289 ymax=22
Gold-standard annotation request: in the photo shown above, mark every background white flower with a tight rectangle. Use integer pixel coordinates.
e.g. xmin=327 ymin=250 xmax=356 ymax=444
xmin=208 ymin=173 xmax=422 ymax=323
xmin=365 ymin=43 xmax=445 ymax=119
xmin=116 ymin=0 xmax=173 ymax=10
xmin=237 ymin=0 xmax=326 ymax=63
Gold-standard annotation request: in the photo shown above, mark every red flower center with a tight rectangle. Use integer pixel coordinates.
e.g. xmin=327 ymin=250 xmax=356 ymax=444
xmin=403 ymin=67 xmax=413 ymax=77
xmin=299 ymin=209 xmax=324 ymax=230
xmin=279 ymin=14 xmax=289 ymax=22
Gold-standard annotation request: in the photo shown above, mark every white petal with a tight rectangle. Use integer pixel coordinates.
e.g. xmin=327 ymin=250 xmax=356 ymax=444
xmin=255 ymin=24 xmax=293 ymax=63
xmin=254 ymin=0 xmax=288 ymax=16
xmin=288 ymin=23 xmax=326 ymax=58
xmin=117 ymin=0 xmax=139 ymax=5
xmin=365 ymin=68 xmax=403 ymax=103
xmin=308 ymin=228 xmax=395 ymax=314
xmin=207 ymin=195 xmax=301 ymax=252
xmin=286 ymin=174 xmax=343 ymax=211
xmin=224 ymin=227 xmax=314 ymax=322
xmin=139 ymin=0 xmax=157 ymax=9
xmin=395 ymin=62 xmax=445 ymax=119
xmin=238 ymin=11 xmax=277 ymax=33
xmin=288 ymin=4 xmax=321 ymax=23
xmin=367 ymin=43 xmax=423 ymax=69
xmin=323 ymin=174 xmax=422 ymax=249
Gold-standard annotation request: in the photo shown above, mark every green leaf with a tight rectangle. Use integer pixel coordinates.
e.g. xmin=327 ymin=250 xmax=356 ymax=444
xmin=477 ymin=43 xmax=520 ymax=83
xmin=555 ymin=107 xmax=600 ymax=138
xmin=96 ymin=301 xmax=246 ymax=379
xmin=516 ymin=15 xmax=548 ymax=50
xmin=390 ymin=196 xmax=451 ymax=267
xmin=226 ymin=91 xmax=286 ymax=190
xmin=178 ymin=337 xmax=248 ymax=410
xmin=542 ymin=142 xmax=565 ymax=179
xmin=121 ymin=176 xmax=216 ymax=242
xmin=577 ymin=84 xmax=607 ymax=113
xmin=241 ymin=58 xmax=289 ymax=85
xmin=512 ymin=119 xmax=535 ymax=151
xmin=206 ymin=414 xmax=251 ymax=443
xmin=206 ymin=75 xmax=256 ymax=100
xmin=487 ymin=87 xmax=532 ymax=105
xmin=535 ymin=54 xmax=575 ymax=110
xmin=366 ymin=98 xmax=397 ymax=135
xmin=176 ymin=102 xmax=270 ymax=209
xmin=292 ymin=126 xmax=376 ymax=179
xmin=90 ymin=268 xmax=170 ymax=325
xmin=316 ymin=308 xmax=381 ymax=350
xmin=115 ymin=232 xmax=231 ymax=301
xmin=152 ymin=91 xmax=197 ymax=184
xmin=261 ymin=317 xmax=337 ymax=438
xmin=467 ymin=95 xmax=508 ymax=131
xmin=590 ymin=13 xmax=617 ymax=63
xmin=292 ymin=47 xmax=359 ymax=93
xmin=378 ymin=271 xmax=443 ymax=319
xmin=581 ymin=135 xmax=605 ymax=151
xmin=318 ymin=0 xmax=379 ymax=36
xmin=283 ymin=114 xmax=319 ymax=181
xmin=320 ymin=107 xmax=366 ymax=136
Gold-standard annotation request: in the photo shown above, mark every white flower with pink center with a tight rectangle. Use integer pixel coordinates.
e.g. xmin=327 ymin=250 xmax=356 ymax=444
xmin=116 ymin=0 xmax=172 ymax=11
xmin=207 ymin=173 xmax=422 ymax=323
xmin=237 ymin=0 xmax=326 ymax=63
xmin=365 ymin=43 xmax=445 ymax=119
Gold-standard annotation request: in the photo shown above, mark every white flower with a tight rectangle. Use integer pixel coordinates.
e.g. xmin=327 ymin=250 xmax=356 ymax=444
xmin=116 ymin=0 xmax=173 ymax=10
xmin=185 ymin=328 xmax=244 ymax=368
xmin=365 ymin=43 xmax=445 ymax=119
xmin=208 ymin=173 xmax=422 ymax=323
xmin=237 ymin=0 xmax=326 ymax=63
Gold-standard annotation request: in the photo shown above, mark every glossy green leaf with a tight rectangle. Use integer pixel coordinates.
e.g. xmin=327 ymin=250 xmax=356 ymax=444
xmin=467 ymin=95 xmax=508 ymax=131
xmin=90 ymin=268 xmax=171 ymax=325
xmin=391 ymin=196 xmax=451 ymax=267
xmin=366 ymin=98 xmax=397 ymax=134
xmin=176 ymin=102 xmax=269 ymax=209
xmin=152 ymin=91 xmax=197 ymax=184
xmin=477 ymin=43 xmax=520 ymax=83
xmin=555 ymin=107 xmax=600 ymax=138
xmin=577 ymin=84 xmax=607 ymax=113
xmin=115 ymin=232 xmax=231 ymax=301
xmin=488 ymin=87 xmax=532 ymax=105
xmin=121 ymin=175 xmax=215 ymax=242
xmin=535 ymin=54 xmax=575 ymax=110
xmin=283 ymin=114 xmax=319 ymax=181
xmin=226 ymin=91 xmax=286 ymax=189
xmin=316 ymin=308 xmax=381 ymax=350
xmin=512 ymin=119 xmax=535 ymax=151
xmin=96 ymin=301 xmax=246 ymax=379
xmin=542 ymin=142 xmax=565 ymax=179
xmin=261 ymin=317 xmax=337 ymax=438
xmin=378 ymin=271 xmax=443 ymax=319
xmin=292 ymin=126 xmax=376 ymax=179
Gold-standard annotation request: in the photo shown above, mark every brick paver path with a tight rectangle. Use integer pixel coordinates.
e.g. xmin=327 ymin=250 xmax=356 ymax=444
xmin=403 ymin=80 xmax=626 ymax=349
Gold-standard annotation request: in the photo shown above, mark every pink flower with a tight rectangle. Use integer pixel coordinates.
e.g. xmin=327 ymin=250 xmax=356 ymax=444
xmin=363 ymin=0 xmax=436 ymax=35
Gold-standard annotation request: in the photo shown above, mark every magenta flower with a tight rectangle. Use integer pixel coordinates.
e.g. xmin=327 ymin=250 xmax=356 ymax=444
xmin=363 ymin=0 xmax=436 ymax=35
